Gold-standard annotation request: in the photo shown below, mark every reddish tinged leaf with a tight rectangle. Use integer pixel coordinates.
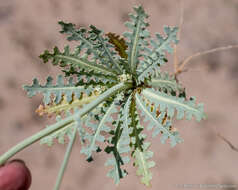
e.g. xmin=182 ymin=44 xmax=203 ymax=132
xmin=106 ymin=33 xmax=128 ymax=59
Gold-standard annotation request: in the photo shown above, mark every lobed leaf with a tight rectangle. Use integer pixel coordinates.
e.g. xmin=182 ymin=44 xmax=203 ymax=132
xmin=59 ymin=22 xmax=123 ymax=74
xmin=137 ymin=56 xmax=165 ymax=84
xmin=40 ymin=46 xmax=118 ymax=77
xmin=135 ymin=93 xmax=183 ymax=147
xmin=133 ymin=142 xmax=155 ymax=186
xmin=106 ymin=32 xmax=128 ymax=59
xmin=80 ymin=100 xmax=117 ymax=160
xmin=36 ymin=92 xmax=99 ymax=116
xmin=149 ymin=71 xmax=182 ymax=93
xmin=23 ymin=75 xmax=92 ymax=105
xmin=123 ymin=5 xmax=150 ymax=74
xmin=142 ymin=88 xmax=205 ymax=121
xmin=150 ymin=26 xmax=179 ymax=57
xmin=105 ymin=94 xmax=132 ymax=184
xmin=58 ymin=21 xmax=99 ymax=59
xmin=136 ymin=26 xmax=178 ymax=83
xmin=40 ymin=111 xmax=80 ymax=146
xmin=89 ymin=25 xmax=123 ymax=73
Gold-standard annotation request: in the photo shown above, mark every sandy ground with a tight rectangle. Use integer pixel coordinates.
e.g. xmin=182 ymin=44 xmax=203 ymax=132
xmin=0 ymin=0 xmax=238 ymax=189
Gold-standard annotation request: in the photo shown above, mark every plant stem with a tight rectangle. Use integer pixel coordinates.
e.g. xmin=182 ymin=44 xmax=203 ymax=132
xmin=0 ymin=82 xmax=131 ymax=165
xmin=0 ymin=119 xmax=74 ymax=166
xmin=53 ymin=126 xmax=77 ymax=190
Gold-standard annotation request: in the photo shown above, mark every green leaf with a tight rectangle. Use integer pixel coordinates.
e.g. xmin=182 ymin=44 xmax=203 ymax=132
xmin=23 ymin=75 xmax=92 ymax=105
xmin=129 ymin=93 xmax=144 ymax=151
xmin=137 ymin=56 xmax=165 ymax=84
xmin=89 ymin=25 xmax=123 ymax=73
xmin=36 ymin=92 xmax=99 ymax=116
xmin=136 ymin=26 xmax=178 ymax=83
xmin=105 ymin=156 xmax=128 ymax=184
xmin=63 ymin=67 xmax=118 ymax=88
xmin=40 ymin=111 xmax=80 ymax=146
xmin=123 ymin=5 xmax=150 ymax=74
xmin=133 ymin=142 xmax=155 ymax=186
xmin=59 ymin=22 xmax=123 ymax=74
xmin=58 ymin=21 xmax=100 ymax=59
xmin=149 ymin=72 xmax=181 ymax=93
xmin=152 ymin=26 xmax=179 ymax=55
xmin=105 ymin=94 xmax=132 ymax=184
xmin=40 ymin=46 xmax=118 ymax=77
xmin=38 ymin=82 xmax=131 ymax=148
xmin=135 ymin=93 xmax=183 ymax=147
xmin=76 ymin=68 xmax=118 ymax=87
xmin=80 ymin=100 xmax=118 ymax=159
xmin=142 ymin=88 xmax=205 ymax=121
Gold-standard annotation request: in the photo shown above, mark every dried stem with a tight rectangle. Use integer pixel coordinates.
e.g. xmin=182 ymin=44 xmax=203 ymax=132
xmin=217 ymin=133 xmax=238 ymax=153
xmin=174 ymin=0 xmax=184 ymax=74
xmin=175 ymin=44 xmax=238 ymax=75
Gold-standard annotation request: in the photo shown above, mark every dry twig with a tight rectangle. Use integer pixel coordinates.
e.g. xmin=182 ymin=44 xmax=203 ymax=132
xmin=175 ymin=45 xmax=238 ymax=76
xmin=217 ymin=133 xmax=238 ymax=153
xmin=173 ymin=2 xmax=238 ymax=155
xmin=173 ymin=0 xmax=184 ymax=74
xmin=172 ymin=1 xmax=238 ymax=76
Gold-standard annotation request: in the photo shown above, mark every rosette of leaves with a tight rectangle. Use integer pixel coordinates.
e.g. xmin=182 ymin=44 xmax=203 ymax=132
xmin=23 ymin=5 xmax=205 ymax=187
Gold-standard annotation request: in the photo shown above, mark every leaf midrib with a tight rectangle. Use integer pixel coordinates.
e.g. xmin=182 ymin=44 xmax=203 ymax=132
xmin=130 ymin=19 xmax=142 ymax=73
xmin=135 ymin=94 xmax=173 ymax=138
xmin=143 ymin=89 xmax=200 ymax=114
xmin=89 ymin=102 xmax=115 ymax=154
xmin=56 ymin=55 xmax=117 ymax=76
